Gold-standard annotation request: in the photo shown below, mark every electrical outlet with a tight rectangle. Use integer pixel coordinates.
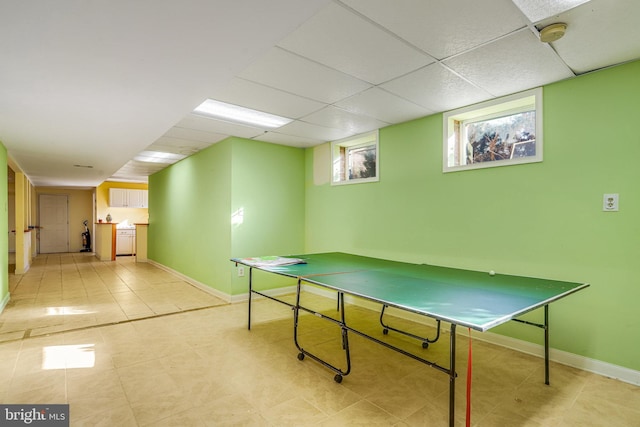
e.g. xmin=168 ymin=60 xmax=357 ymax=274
xmin=603 ymin=193 xmax=619 ymax=212
xmin=237 ymin=266 xmax=245 ymax=277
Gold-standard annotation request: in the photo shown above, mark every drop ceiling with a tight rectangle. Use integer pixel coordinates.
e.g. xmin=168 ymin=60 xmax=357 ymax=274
xmin=2 ymin=0 xmax=639 ymax=186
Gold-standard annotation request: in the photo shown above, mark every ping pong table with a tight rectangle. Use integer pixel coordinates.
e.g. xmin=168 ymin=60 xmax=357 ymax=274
xmin=232 ymin=252 xmax=589 ymax=426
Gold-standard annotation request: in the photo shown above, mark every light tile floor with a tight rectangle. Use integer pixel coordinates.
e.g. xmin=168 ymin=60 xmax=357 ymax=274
xmin=1 ymin=253 xmax=639 ymax=426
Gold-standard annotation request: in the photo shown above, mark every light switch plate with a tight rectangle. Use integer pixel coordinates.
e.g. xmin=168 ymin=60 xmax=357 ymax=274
xmin=603 ymin=193 xmax=619 ymax=211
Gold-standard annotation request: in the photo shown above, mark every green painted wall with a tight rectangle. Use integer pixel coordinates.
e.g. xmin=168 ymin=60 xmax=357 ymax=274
xmin=149 ymin=139 xmax=233 ymax=294
xmin=147 ymin=60 xmax=639 ymax=371
xmin=229 ymin=138 xmax=305 ymax=294
xmin=0 ymin=143 xmax=8 ymax=307
xmin=304 ymin=60 xmax=640 ymax=370
xmin=148 ymin=137 xmax=305 ymax=296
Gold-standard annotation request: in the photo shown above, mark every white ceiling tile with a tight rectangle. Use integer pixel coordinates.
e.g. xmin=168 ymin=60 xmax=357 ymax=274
xmin=301 ymin=105 xmax=389 ymax=134
xmin=147 ymin=138 xmax=213 ymax=154
xmin=206 ymin=77 xmax=325 ymax=119
xmin=1 ymin=0 xmax=332 ymax=185
xmin=164 ymin=127 xmax=228 ymax=145
xmin=276 ymin=120 xmax=353 ymax=142
xmin=257 ymin=132 xmax=324 ymax=147
xmin=278 ymin=2 xmax=434 ymax=84
xmin=342 ymin=0 xmax=528 ymax=59
xmin=8 ymin=0 xmax=640 ymax=184
xmin=335 ymin=87 xmax=434 ymax=123
xmin=381 ymin=63 xmax=493 ymax=112
xmin=175 ymin=115 xmax=264 ymax=139
xmin=539 ymin=0 xmax=640 ymax=74
xmin=443 ymin=29 xmax=575 ymax=96
xmin=238 ymin=47 xmax=372 ymax=104
xmin=511 ymin=0 xmax=591 ymax=22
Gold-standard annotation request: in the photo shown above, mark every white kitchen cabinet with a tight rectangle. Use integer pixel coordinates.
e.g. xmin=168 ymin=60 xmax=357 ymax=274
xmin=109 ymin=188 xmax=127 ymax=207
xmin=116 ymin=229 xmax=136 ymax=255
xmin=109 ymin=188 xmax=148 ymax=208
xmin=131 ymin=189 xmax=148 ymax=207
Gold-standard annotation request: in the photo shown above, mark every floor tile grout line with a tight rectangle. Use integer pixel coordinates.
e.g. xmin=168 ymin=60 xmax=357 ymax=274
xmin=0 ymin=303 xmax=230 ymax=345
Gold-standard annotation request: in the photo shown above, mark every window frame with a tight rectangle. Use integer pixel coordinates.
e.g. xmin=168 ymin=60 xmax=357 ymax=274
xmin=443 ymin=88 xmax=543 ymax=173
xmin=331 ymin=130 xmax=379 ymax=185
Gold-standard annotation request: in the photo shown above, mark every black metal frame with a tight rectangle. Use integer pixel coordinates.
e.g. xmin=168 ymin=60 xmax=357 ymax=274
xmin=512 ymin=306 xmax=550 ymax=384
xmin=245 ymin=266 xmax=552 ymax=427
xmin=379 ymin=304 xmax=441 ymax=349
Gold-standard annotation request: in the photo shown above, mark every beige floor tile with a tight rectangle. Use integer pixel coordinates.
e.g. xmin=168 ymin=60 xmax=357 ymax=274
xmin=366 ymin=369 xmax=450 ymax=420
xmin=197 ymin=393 xmax=267 ymax=427
xmin=146 ymin=408 xmax=208 ymax=427
xmin=403 ymin=399 xmax=454 ymax=427
xmin=262 ymin=396 xmax=329 ymax=426
xmin=129 ymin=391 xmax=195 ymax=426
xmin=1 ymin=253 xmax=638 ymax=427
xmin=560 ymin=398 xmax=640 ymax=427
xmin=319 ymin=400 xmax=401 ymax=426
xmin=577 ymin=373 xmax=640 ymax=411
xmin=72 ymin=400 xmax=138 ymax=427
xmin=292 ymin=370 xmax=364 ymax=416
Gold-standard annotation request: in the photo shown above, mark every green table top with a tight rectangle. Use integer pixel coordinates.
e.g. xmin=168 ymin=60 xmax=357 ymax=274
xmin=232 ymin=252 xmax=589 ymax=331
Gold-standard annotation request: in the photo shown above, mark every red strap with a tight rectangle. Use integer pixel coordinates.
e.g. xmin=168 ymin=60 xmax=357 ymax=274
xmin=466 ymin=328 xmax=472 ymax=427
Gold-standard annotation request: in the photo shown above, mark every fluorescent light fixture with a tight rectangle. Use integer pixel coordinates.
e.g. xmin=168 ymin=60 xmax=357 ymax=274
xmin=133 ymin=151 xmax=187 ymax=164
xmin=193 ymin=99 xmax=293 ymax=129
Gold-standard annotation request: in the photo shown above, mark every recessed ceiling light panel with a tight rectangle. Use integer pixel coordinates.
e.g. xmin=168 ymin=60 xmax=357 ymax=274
xmin=193 ymin=99 xmax=293 ymax=129
xmin=134 ymin=151 xmax=187 ymax=164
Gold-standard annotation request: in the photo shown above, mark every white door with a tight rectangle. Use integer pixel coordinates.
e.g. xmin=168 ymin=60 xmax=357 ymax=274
xmin=39 ymin=194 xmax=69 ymax=253
xmin=8 ymin=192 xmax=15 ymax=252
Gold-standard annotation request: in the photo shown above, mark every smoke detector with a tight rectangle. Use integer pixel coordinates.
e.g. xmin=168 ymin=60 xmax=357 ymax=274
xmin=539 ymin=23 xmax=567 ymax=43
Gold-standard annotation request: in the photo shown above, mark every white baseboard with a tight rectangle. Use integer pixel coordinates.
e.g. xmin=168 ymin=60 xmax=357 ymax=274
xmin=145 ymin=262 xmax=640 ymax=387
xmin=147 ymin=260 xmax=232 ymax=303
xmin=229 ymin=285 xmax=298 ymax=303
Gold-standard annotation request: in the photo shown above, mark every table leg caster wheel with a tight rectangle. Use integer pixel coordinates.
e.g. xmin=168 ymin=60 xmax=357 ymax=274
xmin=422 ymin=342 xmax=429 ymax=349
xmin=297 ymin=353 xmax=305 ymax=361
xmin=334 ymin=374 xmax=343 ymax=383
xmin=382 ymin=328 xmax=389 ymax=335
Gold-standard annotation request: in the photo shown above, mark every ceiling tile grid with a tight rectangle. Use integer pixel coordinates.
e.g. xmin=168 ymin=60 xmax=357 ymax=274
xmin=537 ymin=0 xmax=640 ymax=74
xmin=380 ymin=63 xmax=494 ymax=112
xmin=442 ymin=29 xmax=575 ymax=97
xmin=277 ymin=1 xmax=436 ymax=85
xmin=206 ymin=77 xmax=326 ymax=120
xmin=340 ymin=0 xmax=530 ymax=59
xmin=334 ymin=87 xmax=434 ymax=124
xmin=238 ymin=47 xmax=372 ymax=104
xmin=112 ymin=0 xmax=640 ymax=182
xmin=5 ymin=0 xmax=640 ymax=184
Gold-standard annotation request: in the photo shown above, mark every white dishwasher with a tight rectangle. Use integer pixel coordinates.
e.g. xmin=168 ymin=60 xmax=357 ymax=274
xmin=116 ymin=228 xmax=136 ymax=256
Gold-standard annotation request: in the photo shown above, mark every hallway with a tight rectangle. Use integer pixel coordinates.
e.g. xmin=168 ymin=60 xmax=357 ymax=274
xmin=0 ymin=254 xmax=639 ymax=426
xmin=1 ymin=254 xmax=226 ymax=343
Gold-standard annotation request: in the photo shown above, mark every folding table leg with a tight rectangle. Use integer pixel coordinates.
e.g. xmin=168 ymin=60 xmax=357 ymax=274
xmin=449 ymin=323 xmax=457 ymax=427
xmin=544 ymin=305 xmax=549 ymax=385
xmin=247 ymin=267 xmax=253 ymax=330
xmin=293 ymin=282 xmax=351 ymax=383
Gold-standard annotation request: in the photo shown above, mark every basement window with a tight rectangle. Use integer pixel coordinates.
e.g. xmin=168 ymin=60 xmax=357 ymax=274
xmin=331 ymin=131 xmax=379 ymax=185
xmin=443 ymin=88 xmax=543 ymax=172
